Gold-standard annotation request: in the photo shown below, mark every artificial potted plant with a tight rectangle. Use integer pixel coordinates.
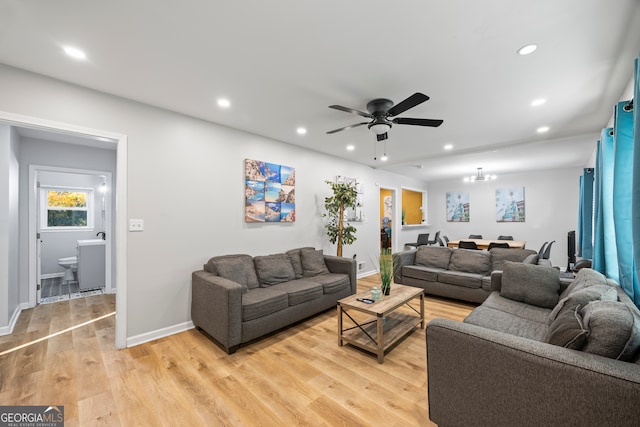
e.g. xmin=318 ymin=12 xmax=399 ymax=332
xmin=379 ymin=248 xmax=393 ymax=295
xmin=323 ymin=179 xmax=359 ymax=257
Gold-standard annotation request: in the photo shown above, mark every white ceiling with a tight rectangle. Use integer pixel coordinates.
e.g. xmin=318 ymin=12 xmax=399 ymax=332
xmin=1 ymin=0 xmax=639 ymax=182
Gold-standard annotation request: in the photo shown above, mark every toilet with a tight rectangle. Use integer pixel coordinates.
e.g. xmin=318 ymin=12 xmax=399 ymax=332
xmin=57 ymin=256 xmax=78 ymax=282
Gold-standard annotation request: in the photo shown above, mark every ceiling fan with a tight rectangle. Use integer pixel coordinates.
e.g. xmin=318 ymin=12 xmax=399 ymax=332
xmin=326 ymin=92 xmax=443 ymax=141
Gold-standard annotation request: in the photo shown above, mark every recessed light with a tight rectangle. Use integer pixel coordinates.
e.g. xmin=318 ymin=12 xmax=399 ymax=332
xmin=217 ymin=98 xmax=230 ymax=108
xmin=531 ymin=98 xmax=546 ymax=107
xmin=444 ymin=144 xmax=453 ymax=150
xmin=517 ymin=44 xmax=537 ymax=56
xmin=537 ymin=126 xmax=550 ymax=133
xmin=296 ymin=127 xmax=307 ymax=135
xmin=63 ymin=46 xmax=87 ymax=60
xmin=346 ymin=144 xmax=355 ymax=151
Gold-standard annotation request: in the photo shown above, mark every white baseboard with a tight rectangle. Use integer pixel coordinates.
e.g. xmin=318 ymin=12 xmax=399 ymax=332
xmin=0 ymin=302 xmax=29 ymax=336
xmin=41 ymin=272 xmax=65 ymax=279
xmin=357 ymin=270 xmax=377 ymax=279
xmin=126 ymin=320 xmax=194 ymax=347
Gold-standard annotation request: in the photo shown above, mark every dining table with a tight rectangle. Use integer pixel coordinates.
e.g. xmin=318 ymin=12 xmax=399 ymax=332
xmin=447 ymin=239 xmax=527 ymax=250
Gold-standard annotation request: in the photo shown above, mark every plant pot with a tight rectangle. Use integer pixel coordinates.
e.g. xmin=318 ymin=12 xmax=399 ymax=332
xmin=381 ymin=282 xmax=391 ymax=295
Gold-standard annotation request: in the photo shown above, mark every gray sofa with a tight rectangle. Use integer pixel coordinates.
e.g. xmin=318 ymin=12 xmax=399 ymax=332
xmin=426 ymin=265 xmax=640 ymax=426
xmin=191 ymin=247 xmax=356 ymax=354
xmin=393 ymin=246 xmax=537 ymax=303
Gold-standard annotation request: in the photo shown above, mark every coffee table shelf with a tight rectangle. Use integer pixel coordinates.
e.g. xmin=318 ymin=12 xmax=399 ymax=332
xmin=337 ymin=284 xmax=424 ymax=363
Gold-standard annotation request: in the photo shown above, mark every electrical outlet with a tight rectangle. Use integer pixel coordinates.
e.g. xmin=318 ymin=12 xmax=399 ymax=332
xmin=129 ymin=219 xmax=144 ymax=231
xmin=358 ymin=262 xmax=366 ymax=271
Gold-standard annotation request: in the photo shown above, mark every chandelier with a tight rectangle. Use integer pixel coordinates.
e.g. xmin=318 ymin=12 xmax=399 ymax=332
xmin=464 ymin=167 xmax=497 ymax=183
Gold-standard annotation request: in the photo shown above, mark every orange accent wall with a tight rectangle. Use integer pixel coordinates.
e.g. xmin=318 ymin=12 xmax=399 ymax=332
xmin=402 ymin=189 xmax=423 ymax=224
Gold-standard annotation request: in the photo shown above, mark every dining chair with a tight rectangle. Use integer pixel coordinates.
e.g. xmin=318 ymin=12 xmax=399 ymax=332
xmin=458 ymin=240 xmax=478 ymax=250
xmin=427 ymin=231 xmax=440 ymax=245
xmin=497 ymin=235 xmax=514 ymax=240
xmin=468 ymin=234 xmax=483 ymax=239
xmin=405 ymin=233 xmax=430 ymax=249
xmin=487 ymin=242 xmax=510 ymax=250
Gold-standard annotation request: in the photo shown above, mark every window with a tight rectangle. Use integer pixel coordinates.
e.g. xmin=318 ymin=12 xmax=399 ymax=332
xmin=401 ymin=188 xmax=426 ymax=225
xmin=40 ymin=187 xmax=94 ymax=230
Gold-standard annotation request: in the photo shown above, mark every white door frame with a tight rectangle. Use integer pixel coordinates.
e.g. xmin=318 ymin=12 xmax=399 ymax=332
xmin=0 ymin=111 xmax=128 ymax=349
xmin=30 ymin=165 xmax=113 ymax=297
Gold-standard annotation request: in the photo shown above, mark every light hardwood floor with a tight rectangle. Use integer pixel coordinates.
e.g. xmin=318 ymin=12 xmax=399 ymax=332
xmin=0 ymin=276 xmax=474 ymax=426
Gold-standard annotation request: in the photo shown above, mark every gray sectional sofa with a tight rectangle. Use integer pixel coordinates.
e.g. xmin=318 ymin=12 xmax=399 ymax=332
xmin=426 ymin=265 xmax=640 ymax=426
xmin=191 ymin=247 xmax=356 ymax=353
xmin=393 ymin=246 xmax=537 ymax=303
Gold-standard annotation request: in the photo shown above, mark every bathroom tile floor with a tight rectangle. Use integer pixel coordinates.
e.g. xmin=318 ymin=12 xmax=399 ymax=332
xmin=40 ymin=277 xmax=104 ymax=304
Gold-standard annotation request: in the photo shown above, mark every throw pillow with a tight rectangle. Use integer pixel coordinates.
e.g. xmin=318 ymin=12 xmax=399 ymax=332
xmin=559 ymin=268 xmax=609 ymax=300
xmin=254 ymin=254 xmax=296 ymax=286
xmin=500 ymin=261 xmax=560 ymax=308
xmin=210 ymin=255 xmax=260 ymax=293
xmin=544 ymin=305 xmax=589 ymax=350
xmin=548 ymin=284 xmax=618 ymax=325
xmin=415 ymin=246 xmax=452 ymax=269
xmin=286 ymin=247 xmax=314 ymax=279
xmin=300 ymin=248 xmax=330 ymax=277
xmin=522 ymin=253 xmax=539 ymax=265
xmin=580 ymin=301 xmax=640 ymax=361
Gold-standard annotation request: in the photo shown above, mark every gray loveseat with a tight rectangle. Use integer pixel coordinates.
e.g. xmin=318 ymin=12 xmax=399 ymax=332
xmin=192 ymin=247 xmax=356 ymax=354
xmin=426 ymin=265 xmax=640 ymax=426
xmin=393 ymin=246 xmax=537 ymax=303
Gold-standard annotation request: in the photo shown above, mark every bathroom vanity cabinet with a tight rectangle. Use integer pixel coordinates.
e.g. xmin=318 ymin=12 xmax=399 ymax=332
xmin=77 ymin=239 xmax=106 ymax=290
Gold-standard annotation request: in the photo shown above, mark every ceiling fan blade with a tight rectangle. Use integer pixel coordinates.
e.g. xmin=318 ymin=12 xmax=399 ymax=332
xmin=387 ymin=92 xmax=430 ymax=117
xmin=393 ymin=117 xmax=443 ymax=127
xmin=377 ymin=133 xmax=388 ymax=141
xmin=328 ymin=105 xmax=372 ymax=118
xmin=326 ymin=122 xmax=369 ymax=134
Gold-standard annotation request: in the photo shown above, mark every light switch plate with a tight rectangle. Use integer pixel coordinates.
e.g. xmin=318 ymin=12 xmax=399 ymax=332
xmin=129 ymin=219 xmax=144 ymax=231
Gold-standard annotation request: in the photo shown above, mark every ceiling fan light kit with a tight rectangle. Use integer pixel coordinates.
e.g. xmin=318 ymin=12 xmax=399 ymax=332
xmin=326 ymin=92 xmax=443 ymax=142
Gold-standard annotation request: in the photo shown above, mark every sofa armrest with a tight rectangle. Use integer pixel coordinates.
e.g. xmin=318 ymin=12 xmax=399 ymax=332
xmin=392 ymin=250 xmax=417 ymax=284
xmin=191 ymin=270 xmax=243 ymax=353
xmin=426 ymin=318 xmax=640 ymax=426
xmin=323 ymin=255 xmax=357 ymax=294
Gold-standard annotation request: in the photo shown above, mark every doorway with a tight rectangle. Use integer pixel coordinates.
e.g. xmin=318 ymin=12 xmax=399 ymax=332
xmin=0 ymin=110 xmax=128 ymax=349
xmin=32 ymin=166 xmax=113 ymax=304
xmin=380 ymin=187 xmax=396 ymax=251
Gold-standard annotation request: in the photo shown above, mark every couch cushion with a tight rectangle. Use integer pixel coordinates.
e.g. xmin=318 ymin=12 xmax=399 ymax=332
xmin=464 ymin=305 xmax=547 ymax=341
xmin=206 ymin=254 xmax=260 ymax=292
xmin=489 ymin=248 xmax=538 ymax=272
xmin=286 ymin=247 xmax=314 ymax=279
xmin=580 ymin=300 xmax=640 ymax=361
xmin=270 ymin=279 xmax=323 ymax=306
xmin=254 ymin=253 xmax=296 ymax=286
xmin=415 ymin=246 xmax=452 ymax=269
xmin=559 ymin=268 xmax=609 ymax=300
xmin=402 ymin=265 xmax=442 ymax=282
xmin=500 ymin=261 xmax=560 ymax=309
xmin=242 ymin=287 xmax=289 ymax=321
xmin=437 ymin=271 xmax=484 ymax=289
xmin=448 ymin=249 xmax=491 ymax=275
xmin=522 ymin=253 xmax=539 ymax=265
xmin=300 ymin=248 xmax=330 ymax=277
xmin=307 ymin=273 xmax=351 ymax=294
xmin=481 ymin=276 xmax=492 ymax=291
xmin=544 ymin=305 xmax=589 ymax=350
xmin=548 ymin=284 xmax=618 ymax=325
xmin=481 ymin=292 xmax=552 ymax=324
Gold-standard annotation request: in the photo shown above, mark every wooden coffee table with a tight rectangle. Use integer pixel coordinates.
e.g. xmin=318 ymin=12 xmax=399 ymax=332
xmin=337 ymin=284 xmax=424 ymax=363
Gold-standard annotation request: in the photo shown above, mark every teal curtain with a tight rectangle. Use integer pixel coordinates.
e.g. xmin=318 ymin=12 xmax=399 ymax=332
xmin=632 ymin=55 xmax=640 ymax=306
xmin=592 ymin=128 xmax=618 ymax=282
xmin=578 ymin=168 xmax=594 ymax=259
xmin=612 ymin=101 xmax=636 ymax=302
